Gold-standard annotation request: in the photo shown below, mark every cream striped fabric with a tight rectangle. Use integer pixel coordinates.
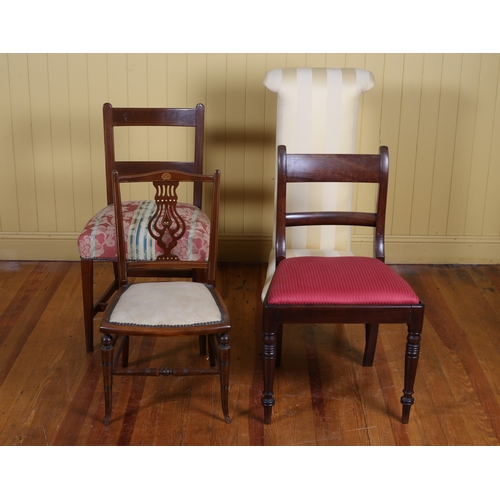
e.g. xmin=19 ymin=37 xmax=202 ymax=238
xmin=262 ymin=68 xmax=375 ymax=300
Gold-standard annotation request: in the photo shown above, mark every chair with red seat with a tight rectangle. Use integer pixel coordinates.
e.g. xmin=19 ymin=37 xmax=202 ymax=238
xmin=261 ymin=145 xmax=425 ymax=424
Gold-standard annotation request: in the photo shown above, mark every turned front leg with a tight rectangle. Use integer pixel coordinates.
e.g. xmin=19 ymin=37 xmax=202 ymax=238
xmin=216 ymin=332 xmax=231 ymax=424
xmin=401 ymin=327 xmax=421 ymax=424
xmin=262 ymin=314 xmax=277 ymax=424
xmin=81 ymin=260 xmax=94 ymax=353
xmin=101 ymin=333 xmax=114 ymax=425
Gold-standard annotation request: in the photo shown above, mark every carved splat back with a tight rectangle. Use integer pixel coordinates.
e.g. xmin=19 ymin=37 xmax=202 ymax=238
xmin=149 ymin=174 xmax=186 ymax=261
xmin=112 ymin=169 xmax=221 ymax=287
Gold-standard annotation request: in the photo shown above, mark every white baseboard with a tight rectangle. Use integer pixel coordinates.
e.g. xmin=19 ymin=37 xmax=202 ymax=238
xmin=1 ymin=231 xmax=500 ymax=264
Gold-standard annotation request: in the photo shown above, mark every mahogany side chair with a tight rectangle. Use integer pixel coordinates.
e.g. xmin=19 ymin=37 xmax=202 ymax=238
xmin=261 ymin=145 xmax=425 ymax=425
xmin=100 ymin=168 xmax=231 ymax=425
xmin=78 ymin=103 xmax=207 ymax=353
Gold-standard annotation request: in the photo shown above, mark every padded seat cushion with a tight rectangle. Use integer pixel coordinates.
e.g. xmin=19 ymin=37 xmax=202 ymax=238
xmin=108 ymin=282 xmax=223 ymax=327
xmin=266 ymin=256 xmax=420 ymax=305
xmin=78 ymin=200 xmax=210 ymax=261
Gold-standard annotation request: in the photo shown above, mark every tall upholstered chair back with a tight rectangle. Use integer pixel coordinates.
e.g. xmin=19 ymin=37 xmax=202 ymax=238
xmin=262 ymin=68 xmax=375 ymax=299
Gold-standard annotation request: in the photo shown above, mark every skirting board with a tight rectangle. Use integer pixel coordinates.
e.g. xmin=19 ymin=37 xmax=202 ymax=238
xmin=0 ymin=232 xmax=500 ymax=264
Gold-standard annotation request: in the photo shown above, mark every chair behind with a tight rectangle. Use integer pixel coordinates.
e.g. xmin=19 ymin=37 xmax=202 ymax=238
xmin=103 ymin=103 xmax=205 ymax=208
xmin=262 ymin=68 xmax=375 ymax=299
xmin=79 ymin=103 xmax=206 ymax=352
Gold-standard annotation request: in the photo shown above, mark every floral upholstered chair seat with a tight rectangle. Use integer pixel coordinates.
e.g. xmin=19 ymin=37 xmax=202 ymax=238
xmin=78 ymin=200 xmax=210 ymax=262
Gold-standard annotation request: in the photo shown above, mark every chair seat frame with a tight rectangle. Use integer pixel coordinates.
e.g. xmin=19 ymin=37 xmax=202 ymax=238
xmin=101 ymin=282 xmax=231 ymax=425
xmin=262 ymin=301 xmax=424 ymax=424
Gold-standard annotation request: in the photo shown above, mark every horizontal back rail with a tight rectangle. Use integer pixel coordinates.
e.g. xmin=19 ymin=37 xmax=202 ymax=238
xmin=285 ymin=153 xmax=385 ymax=184
xmin=114 ymin=161 xmax=198 ymax=177
xmin=276 ymin=145 xmax=389 ymax=262
xmin=111 ymin=107 xmax=198 ymax=127
xmin=286 ymin=212 xmax=377 ymax=228
xmin=116 ymin=169 xmax=216 ymax=185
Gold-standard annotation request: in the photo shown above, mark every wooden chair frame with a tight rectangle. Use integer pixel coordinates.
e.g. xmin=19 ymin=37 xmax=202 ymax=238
xmin=100 ymin=168 xmax=230 ymax=425
xmin=81 ymin=103 xmax=205 ymax=353
xmin=261 ymin=145 xmax=425 ymax=425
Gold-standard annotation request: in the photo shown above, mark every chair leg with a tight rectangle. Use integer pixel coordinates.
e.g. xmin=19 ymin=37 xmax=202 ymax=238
xmin=262 ymin=311 xmax=277 ymax=424
xmin=208 ymin=333 xmax=216 ymax=367
xmin=81 ymin=260 xmax=95 ymax=353
xmin=199 ymin=335 xmax=207 ymax=356
xmin=401 ymin=308 xmax=424 ymax=424
xmin=101 ymin=333 xmax=114 ymax=425
xmin=122 ymin=336 xmax=129 ymax=368
xmin=363 ymin=323 xmax=379 ymax=367
xmin=194 ymin=269 xmax=209 ymax=357
xmin=216 ymin=332 xmax=231 ymax=424
xmin=275 ymin=324 xmax=283 ymax=367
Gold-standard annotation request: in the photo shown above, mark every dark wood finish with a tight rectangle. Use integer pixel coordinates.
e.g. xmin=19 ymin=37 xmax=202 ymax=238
xmin=98 ymin=168 xmax=230 ymax=425
xmin=262 ymin=146 xmax=425 ymax=425
xmin=103 ymin=104 xmax=205 ymax=207
xmin=1 ymin=261 xmax=500 ymax=445
xmin=81 ymin=103 xmax=206 ymax=353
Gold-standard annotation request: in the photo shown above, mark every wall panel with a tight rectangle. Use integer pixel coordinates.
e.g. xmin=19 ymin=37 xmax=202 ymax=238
xmin=447 ymin=54 xmax=481 ymax=236
xmin=482 ymin=60 xmax=500 ymax=236
xmin=392 ymin=53 xmax=424 ymax=235
xmin=28 ymin=54 xmax=56 ymax=233
xmin=224 ymin=54 xmax=246 ymax=235
xmin=68 ymin=54 xmax=93 ymax=231
xmin=379 ymin=53 xmax=404 ymax=233
xmin=1 ymin=53 xmax=499 ymax=263
xmin=47 ymin=54 xmax=75 ymax=232
xmin=0 ymin=54 xmax=19 ymax=232
xmin=8 ymin=54 xmax=37 ymax=232
xmin=352 ymin=53 xmax=381 ymax=237
xmin=87 ymin=53 xmax=108 ymax=212
xmin=464 ymin=54 xmax=500 ymax=236
xmin=428 ymin=53 xmax=462 ymax=236
xmin=244 ymin=53 xmax=267 ymax=235
xmin=410 ymin=53 xmax=442 ymax=236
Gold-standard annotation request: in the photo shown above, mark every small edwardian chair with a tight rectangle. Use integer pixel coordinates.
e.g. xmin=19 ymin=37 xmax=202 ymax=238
xmin=262 ymin=67 xmax=375 ymax=300
xmin=78 ymin=103 xmax=207 ymax=353
xmin=261 ymin=145 xmax=425 ymax=425
xmin=100 ymin=168 xmax=230 ymax=425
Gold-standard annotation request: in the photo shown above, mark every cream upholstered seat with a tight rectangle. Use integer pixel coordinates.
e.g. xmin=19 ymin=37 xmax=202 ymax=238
xmin=262 ymin=68 xmax=375 ymax=299
xmin=108 ymin=281 xmax=223 ymax=327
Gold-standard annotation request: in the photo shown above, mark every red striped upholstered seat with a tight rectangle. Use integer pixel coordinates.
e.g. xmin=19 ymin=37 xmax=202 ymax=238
xmin=267 ymin=256 xmax=420 ymax=305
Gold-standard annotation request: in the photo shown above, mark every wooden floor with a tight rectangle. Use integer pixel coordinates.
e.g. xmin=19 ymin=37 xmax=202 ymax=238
xmin=0 ymin=260 xmax=499 ymax=446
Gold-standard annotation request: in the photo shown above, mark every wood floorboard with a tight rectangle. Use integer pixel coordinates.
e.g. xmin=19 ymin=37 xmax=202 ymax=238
xmin=410 ymin=265 xmax=500 ymax=443
xmin=0 ymin=261 xmax=499 ymax=446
